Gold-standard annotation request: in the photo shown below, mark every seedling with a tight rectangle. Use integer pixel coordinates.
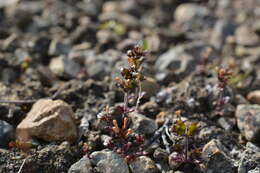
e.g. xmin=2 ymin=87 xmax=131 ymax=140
xmin=97 ymin=44 xmax=148 ymax=162
xmin=169 ymin=110 xmax=202 ymax=165
xmin=214 ymin=66 xmax=232 ymax=116
xmin=100 ymin=20 xmax=126 ymax=36
xmin=115 ymin=43 xmax=147 ymax=113
xmin=98 ymin=105 xmax=146 ymax=162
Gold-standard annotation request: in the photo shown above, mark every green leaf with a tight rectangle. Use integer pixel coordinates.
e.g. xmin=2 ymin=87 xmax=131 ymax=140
xmin=173 ymin=120 xmax=186 ymax=136
xmin=187 ymin=123 xmax=198 ymax=136
xmin=228 ymin=72 xmax=250 ymax=86
xmin=142 ymin=39 xmax=148 ymax=50
xmin=99 ymin=20 xmax=126 ymax=35
xmin=114 ymin=23 xmax=126 ymax=35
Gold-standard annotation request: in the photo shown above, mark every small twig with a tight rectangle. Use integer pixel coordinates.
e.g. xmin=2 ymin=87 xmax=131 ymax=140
xmin=49 ymin=86 xmax=64 ymax=100
xmin=165 ymin=126 xmax=175 ymax=143
xmin=162 ymin=132 xmax=171 ymax=153
xmin=17 ymin=158 xmax=27 ymax=173
xmin=0 ymin=99 xmax=37 ymax=104
xmin=0 ymin=86 xmax=64 ymax=105
xmin=3 ymin=34 xmax=17 ymax=49
xmin=143 ymin=117 xmax=170 ymax=149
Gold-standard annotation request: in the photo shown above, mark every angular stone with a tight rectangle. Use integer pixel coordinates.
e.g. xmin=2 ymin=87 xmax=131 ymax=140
xmin=16 ymin=99 xmax=77 ymax=144
xmin=49 ymin=56 xmax=81 ymax=78
xmin=141 ymin=78 xmax=160 ymax=98
xmin=85 ymin=49 xmax=122 ymax=80
xmin=0 ymin=120 xmax=15 ymax=148
xmin=68 ymin=156 xmax=93 ymax=173
xmin=155 ymin=42 xmax=215 ymax=82
xmin=90 ymin=149 xmax=129 ymax=173
xmin=235 ymin=25 xmax=259 ymax=46
xmin=238 ymin=142 xmax=260 ymax=173
xmin=0 ymin=0 xmax=19 ymax=8
xmin=247 ymin=90 xmax=260 ymax=104
xmin=210 ymin=20 xmax=236 ymax=50
xmin=129 ymin=112 xmax=158 ymax=135
xmin=153 ymin=148 xmax=168 ymax=161
xmin=202 ymin=139 xmax=236 ymax=173
xmin=235 ymin=104 xmax=260 ymax=143
xmin=129 ymin=156 xmax=159 ymax=173
xmin=174 ymin=3 xmax=210 ymax=23
xmin=168 ymin=152 xmax=181 ymax=169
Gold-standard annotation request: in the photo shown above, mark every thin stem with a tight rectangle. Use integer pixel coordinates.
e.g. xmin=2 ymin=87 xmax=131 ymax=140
xmin=0 ymin=100 xmax=37 ymax=104
xmin=143 ymin=117 xmax=170 ymax=149
xmin=185 ymin=127 xmax=189 ymax=162
xmin=17 ymin=158 xmax=27 ymax=173
xmin=135 ymin=81 xmax=142 ymax=112
xmin=216 ymin=88 xmax=224 ymax=114
xmin=123 ymin=92 xmax=129 ymax=117
xmin=162 ymin=132 xmax=170 ymax=153
xmin=0 ymin=86 xmax=63 ymax=105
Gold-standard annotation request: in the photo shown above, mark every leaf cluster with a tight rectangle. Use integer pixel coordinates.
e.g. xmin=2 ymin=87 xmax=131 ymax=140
xmin=171 ymin=119 xmax=199 ymax=137
xmin=116 ymin=45 xmax=147 ymax=93
xmin=99 ymin=20 xmax=126 ymax=35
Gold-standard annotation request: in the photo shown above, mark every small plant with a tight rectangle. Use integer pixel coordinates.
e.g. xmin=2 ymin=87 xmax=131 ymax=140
xmin=115 ymin=43 xmax=147 ymax=113
xmin=100 ymin=20 xmax=126 ymax=36
xmin=170 ymin=110 xmax=202 ymax=165
xmin=97 ymin=43 xmax=148 ymax=162
xmin=98 ymin=105 xmax=146 ymax=162
xmin=214 ymin=66 xmax=232 ymax=116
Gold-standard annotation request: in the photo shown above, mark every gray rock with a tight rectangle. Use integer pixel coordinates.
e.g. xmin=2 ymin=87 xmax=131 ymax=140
xmin=248 ymin=167 xmax=260 ymax=173
xmin=76 ymin=0 xmax=103 ymax=17
xmin=141 ymin=78 xmax=160 ymax=99
xmin=155 ymin=42 xmax=215 ymax=82
xmin=68 ymin=156 xmax=93 ymax=173
xmin=49 ymin=56 xmax=81 ymax=78
xmin=85 ymin=49 xmax=122 ymax=80
xmin=238 ymin=142 xmax=260 ymax=173
xmin=129 ymin=112 xmax=158 ymax=135
xmin=174 ymin=3 xmax=210 ymax=24
xmin=1 ymin=68 xmax=18 ymax=84
xmin=155 ymin=46 xmax=192 ymax=74
xmin=0 ymin=120 xmax=15 ymax=148
xmin=198 ymin=126 xmax=223 ymax=142
xmin=120 ymin=0 xmax=141 ymax=16
xmin=235 ymin=25 xmax=259 ymax=46
xmin=0 ymin=0 xmax=18 ymax=8
xmin=90 ymin=149 xmax=129 ymax=173
xmin=210 ymin=20 xmax=236 ymax=50
xmin=48 ymin=40 xmax=71 ymax=56
xmin=253 ymin=21 xmax=260 ymax=35
xmin=102 ymin=1 xmax=120 ymax=13
xmin=99 ymin=12 xmax=139 ymax=28
xmin=202 ymin=139 xmax=236 ymax=173
xmin=168 ymin=152 xmax=181 ymax=169
xmin=96 ymin=30 xmax=119 ymax=44
xmin=217 ymin=117 xmax=235 ymax=131
xmin=140 ymin=101 xmax=160 ymax=118
xmin=153 ymin=148 xmax=168 ymax=161
xmin=235 ymin=104 xmax=260 ymax=143
xmin=129 ymin=156 xmax=159 ymax=173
